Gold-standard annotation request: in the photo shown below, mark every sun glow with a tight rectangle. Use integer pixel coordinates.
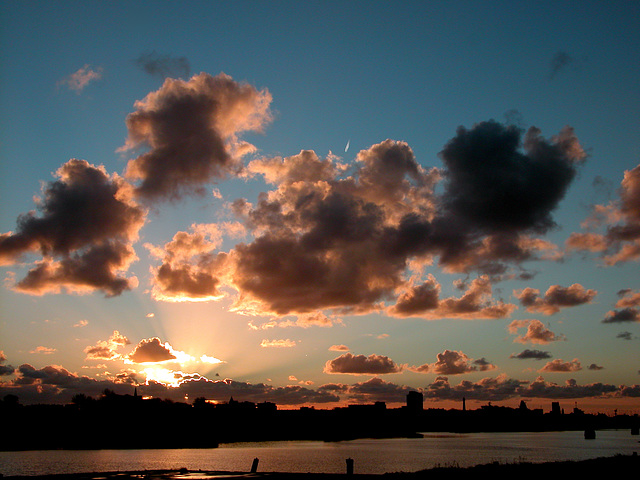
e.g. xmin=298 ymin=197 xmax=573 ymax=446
xmin=142 ymin=366 xmax=183 ymax=387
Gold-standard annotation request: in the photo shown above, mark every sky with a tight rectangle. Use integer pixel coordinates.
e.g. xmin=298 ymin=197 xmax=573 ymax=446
xmin=1 ymin=0 xmax=639 ymax=414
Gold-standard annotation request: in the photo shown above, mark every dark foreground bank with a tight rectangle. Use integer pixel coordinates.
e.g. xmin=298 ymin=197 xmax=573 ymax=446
xmin=3 ymin=454 xmax=639 ymax=480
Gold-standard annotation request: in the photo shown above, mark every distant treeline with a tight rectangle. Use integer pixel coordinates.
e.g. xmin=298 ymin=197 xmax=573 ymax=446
xmin=1 ymin=391 xmax=638 ymax=451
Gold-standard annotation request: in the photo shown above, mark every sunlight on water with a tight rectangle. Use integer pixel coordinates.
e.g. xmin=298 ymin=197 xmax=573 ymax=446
xmin=1 ymin=430 xmax=638 ymax=476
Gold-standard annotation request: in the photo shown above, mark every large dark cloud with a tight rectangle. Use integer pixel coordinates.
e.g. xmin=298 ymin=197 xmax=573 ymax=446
xmin=438 ymin=121 xmax=584 ymax=235
xmin=225 ymin=143 xmax=434 ymax=315
xmin=121 ymin=72 xmax=273 ymax=201
xmin=0 ymin=159 xmax=146 ymax=296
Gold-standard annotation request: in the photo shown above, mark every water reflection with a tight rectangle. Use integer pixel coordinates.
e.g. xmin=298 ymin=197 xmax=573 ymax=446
xmin=1 ymin=430 xmax=637 ymax=477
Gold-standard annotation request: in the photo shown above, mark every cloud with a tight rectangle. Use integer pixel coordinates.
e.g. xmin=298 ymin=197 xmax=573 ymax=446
xmin=539 ymin=358 xmax=582 ymax=373
xmin=1 ymin=360 xmax=636 ymax=406
xmin=146 ymin=377 xmax=339 ymax=406
xmin=345 ymin=377 xmax=417 ymax=404
xmin=29 ymin=346 xmax=56 ymax=355
xmin=0 ymin=363 xmax=140 ymax=403
xmin=508 ymin=319 xmax=566 ymax=344
xmin=84 ymin=330 xmax=130 ymax=361
xmin=73 ymin=320 xmax=89 ymax=328
xmin=616 ymin=289 xmax=640 ymax=308
xmin=409 ymin=350 xmax=496 ymax=375
xmin=588 ymin=364 xmax=604 ymax=371
xmin=616 ymin=331 xmax=635 ymax=340
xmin=145 ymin=223 xmax=230 ymax=302
xmin=604 ymin=289 xmax=640 ymax=325
xmin=134 ymin=51 xmax=190 ymax=79
xmin=566 ymin=163 xmax=640 ymax=265
xmin=423 ymin=374 xmax=624 ymax=402
xmin=329 ymin=345 xmax=350 ymax=352
xmin=260 ymin=339 xmax=296 ymax=348
xmin=424 ymin=374 xmax=524 ymax=401
xmin=227 ymin=141 xmax=437 ymax=316
xmin=138 ymin=118 xmax=582 ymax=319
xmin=324 ymin=353 xmax=404 ymax=375
xmin=0 ymin=351 xmax=15 ymax=376
xmin=390 ymin=275 xmax=517 ymax=319
xmin=548 ymin=51 xmax=574 ymax=79
xmin=514 ymin=283 xmax=597 ymax=315
xmin=509 ymin=349 xmax=552 ymax=360
xmin=121 ymin=72 xmax=273 ymax=201
xmin=57 ymin=64 xmax=103 ymax=93
xmin=0 ymin=159 xmax=146 ymax=296
xmin=602 ymin=307 xmax=640 ymax=324
xmin=438 ymin=121 xmax=585 ymax=235
xmin=127 ymin=338 xmax=177 ymax=364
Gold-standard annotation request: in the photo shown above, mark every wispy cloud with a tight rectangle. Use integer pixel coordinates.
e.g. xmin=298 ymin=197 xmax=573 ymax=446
xmin=58 ymin=64 xmax=103 ymax=93
xmin=134 ymin=51 xmax=190 ymax=79
xmin=30 ymin=346 xmax=57 ymax=355
xmin=548 ymin=51 xmax=573 ymax=80
xmin=260 ymin=339 xmax=297 ymax=348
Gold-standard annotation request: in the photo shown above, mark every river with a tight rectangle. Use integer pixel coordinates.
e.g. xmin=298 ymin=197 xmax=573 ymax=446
xmin=1 ymin=430 xmax=638 ymax=476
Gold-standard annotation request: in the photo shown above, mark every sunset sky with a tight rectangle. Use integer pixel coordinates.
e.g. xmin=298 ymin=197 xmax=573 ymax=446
xmin=1 ymin=1 xmax=639 ymax=413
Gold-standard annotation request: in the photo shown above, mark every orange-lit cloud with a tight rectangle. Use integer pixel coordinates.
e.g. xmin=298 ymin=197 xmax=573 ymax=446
xmin=84 ymin=330 xmax=131 ymax=361
xmin=0 ymin=160 xmax=146 ymax=296
xmin=409 ymin=350 xmax=496 ymax=375
xmin=260 ymin=339 xmax=296 ymax=348
xmin=508 ymin=319 xmax=566 ymax=344
xmin=29 ymin=346 xmax=57 ymax=355
xmin=324 ymin=353 xmax=404 ymax=375
xmin=145 ymin=223 xmax=230 ymax=302
xmin=329 ymin=345 xmax=349 ymax=352
xmin=539 ymin=358 xmax=582 ymax=373
xmin=602 ymin=289 xmax=640 ymax=324
xmin=127 ymin=338 xmax=177 ymax=363
xmin=0 ymin=351 xmax=15 ymax=376
xmin=566 ymin=163 xmax=640 ymax=265
xmin=514 ymin=283 xmax=597 ymax=315
xmin=390 ymin=275 xmax=517 ymax=319
xmin=57 ymin=64 xmax=103 ymax=93
xmin=121 ymin=72 xmax=273 ymax=201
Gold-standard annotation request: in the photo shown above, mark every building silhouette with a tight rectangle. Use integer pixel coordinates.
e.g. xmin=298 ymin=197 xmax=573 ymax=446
xmin=406 ymin=391 xmax=423 ymax=412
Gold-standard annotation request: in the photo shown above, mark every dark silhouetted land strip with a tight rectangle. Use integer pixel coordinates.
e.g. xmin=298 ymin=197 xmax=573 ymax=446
xmin=2 ymin=391 xmax=638 ymax=450
xmin=2 ymin=455 xmax=639 ymax=479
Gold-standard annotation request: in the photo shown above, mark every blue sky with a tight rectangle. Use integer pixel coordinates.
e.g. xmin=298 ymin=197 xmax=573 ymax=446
xmin=1 ymin=1 xmax=639 ymax=412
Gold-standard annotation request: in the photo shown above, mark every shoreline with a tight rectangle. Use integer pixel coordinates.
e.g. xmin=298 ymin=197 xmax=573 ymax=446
xmin=2 ymin=454 xmax=639 ymax=479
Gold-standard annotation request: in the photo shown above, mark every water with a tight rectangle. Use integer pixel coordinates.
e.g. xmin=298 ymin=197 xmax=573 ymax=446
xmin=1 ymin=430 xmax=638 ymax=476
